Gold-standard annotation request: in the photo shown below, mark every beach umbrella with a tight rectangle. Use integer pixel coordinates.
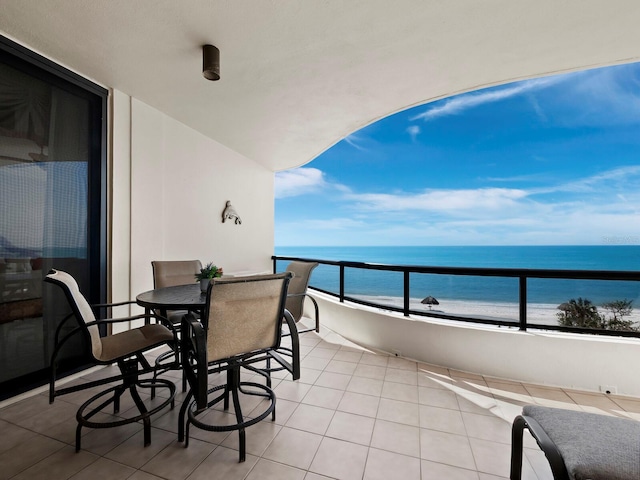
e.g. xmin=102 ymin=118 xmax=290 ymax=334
xmin=421 ymin=296 xmax=439 ymax=310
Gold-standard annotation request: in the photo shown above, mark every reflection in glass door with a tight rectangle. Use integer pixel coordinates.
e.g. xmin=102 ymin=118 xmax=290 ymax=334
xmin=0 ymin=37 xmax=107 ymax=400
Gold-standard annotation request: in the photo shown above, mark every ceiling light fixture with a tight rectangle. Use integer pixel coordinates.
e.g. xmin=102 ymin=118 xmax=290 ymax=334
xmin=202 ymin=44 xmax=220 ymax=81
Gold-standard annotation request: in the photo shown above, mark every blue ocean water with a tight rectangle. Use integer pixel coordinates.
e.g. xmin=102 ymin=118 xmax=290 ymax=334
xmin=275 ymin=246 xmax=640 ymax=306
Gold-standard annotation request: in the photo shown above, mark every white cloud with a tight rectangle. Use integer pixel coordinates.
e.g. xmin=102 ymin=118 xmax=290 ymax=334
xmin=345 ymin=188 xmax=529 ymax=213
xmin=275 ymin=168 xmax=326 ymax=199
xmin=296 ymin=217 xmax=366 ymax=231
xmin=275 ymin=167 xmax=352 ymax=199
xmin=536 ymin=165 xmax=640 ymax=195
xmin=276 ymin=164 xmax=640 ymax=245
xmin=407 ymin=125 xmax=421 ymax=141
xmin=410 ymin=77 xmax=560 ymax=122
xmin=556 ymin=67 xmax=640 ymax=127
xmin=344 ymin=133 xmax=370 ymax=151
xmin=276 ymin=191 xmax=640 ymax=246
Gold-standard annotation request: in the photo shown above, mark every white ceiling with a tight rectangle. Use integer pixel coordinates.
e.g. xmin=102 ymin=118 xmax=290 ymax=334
xmin=1 ymin=0 xmax=639 ymax=171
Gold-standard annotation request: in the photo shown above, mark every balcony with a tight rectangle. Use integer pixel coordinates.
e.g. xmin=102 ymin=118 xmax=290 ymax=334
xmin=272 ymin=256 xmax=640 ymax=398
xmin=2 ymin=4 xmax=640 ymax=478
xmin=1 ymin=314 xmax=640 ymax=480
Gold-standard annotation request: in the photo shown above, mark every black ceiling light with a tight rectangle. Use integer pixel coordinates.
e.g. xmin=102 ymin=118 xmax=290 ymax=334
xmin=202 ymin=44 xmax=220 ymax=81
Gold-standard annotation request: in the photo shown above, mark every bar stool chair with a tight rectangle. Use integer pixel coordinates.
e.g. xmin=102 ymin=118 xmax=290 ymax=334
xmin=178 ymin=273 xmax=300 ymax=462
xmin=45 ymin=269 xmax=178 ymax=451
xmin=151 ymin=260 xmax=202 ymax=387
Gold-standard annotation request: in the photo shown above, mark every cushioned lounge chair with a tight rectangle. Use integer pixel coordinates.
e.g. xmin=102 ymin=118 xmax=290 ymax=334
xmin=510 ymin=404 xmax=640 ymax=479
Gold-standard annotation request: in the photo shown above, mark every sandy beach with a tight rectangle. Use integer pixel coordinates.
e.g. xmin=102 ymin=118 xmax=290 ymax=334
xmin=353 ymin=295 xmax=640 ymax=328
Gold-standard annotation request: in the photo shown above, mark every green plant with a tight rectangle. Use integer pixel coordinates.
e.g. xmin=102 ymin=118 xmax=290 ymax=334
xmin=194 ymin=262 xmax=223 ymax=281
xmin=556 ymin=297 xmax=602 ymax=329
xmin=556 ymin=297 xmax=638 ymax=332
xmin=600 ymin=299 xmax=637 ymax=332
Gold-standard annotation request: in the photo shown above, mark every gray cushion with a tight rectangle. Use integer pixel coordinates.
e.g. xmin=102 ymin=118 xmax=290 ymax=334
xmin=524 ymin=405 xmax=640 ymax=480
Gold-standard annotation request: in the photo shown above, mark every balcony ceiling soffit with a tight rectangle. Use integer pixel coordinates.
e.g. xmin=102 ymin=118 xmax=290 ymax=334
xmin=0 ymin=0 xmax=639 ymax=171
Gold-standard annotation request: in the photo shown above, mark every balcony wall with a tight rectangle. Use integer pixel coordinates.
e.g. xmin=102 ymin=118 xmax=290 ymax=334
xmin=313 ymin=291 xmax=640 ymax=397
xmin=112 ymin=90 xmax=275 ymax=327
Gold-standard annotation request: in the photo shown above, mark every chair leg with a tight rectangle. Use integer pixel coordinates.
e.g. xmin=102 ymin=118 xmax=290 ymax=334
xmin=265 ymin=357 xmax=272 ymax=388
xmin=229 ymin=367 xmax=246 ymax=462
xmin=178 ymin=389 xmax=194 ymax=442
xmin=231 ymin=386 xmax=246 ymax=462
xmin=182 ymin=365 xmax=276 ymax=463
xmin=510 ymin=415 xmax=526 ymax=480
xmin=49 ymin=361 xmax=57 ymax=404
xmin=75 ymin=422 xmax=83 ymax=452
xmin=129 ymin=384 xmax=151 ymax=447
xmin=238 ymin=429 xmax=246 ymax=463
xmin=182 ymin=367 xmax=187 ymax=392
xmin=224 ymin=369 xmax=232 ymax=410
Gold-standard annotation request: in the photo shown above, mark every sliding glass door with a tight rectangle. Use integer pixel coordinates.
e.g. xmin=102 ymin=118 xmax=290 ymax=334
xmin=0 ymin=36 xmax=107 ymax=400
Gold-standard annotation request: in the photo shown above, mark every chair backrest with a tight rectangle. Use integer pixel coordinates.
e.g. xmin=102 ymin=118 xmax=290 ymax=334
xmin=44 ymin=269 xmax=102 ymax=360
xmin=152 ymin=260 xmax=202 ymax=288
xmin=203 ymin=272 xmax=292 ymax=363
xmin=284 ymin=261 xmax=318 ymax=322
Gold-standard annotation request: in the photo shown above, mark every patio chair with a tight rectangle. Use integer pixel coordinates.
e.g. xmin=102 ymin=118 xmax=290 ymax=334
xmin=151 ymin=260 xmax=202 ymax=385
xmin=510 ymin=404 xmax=640 ymax=480
xmin=178 ymin=272 xmax=300 ymax=462
xmin=284 ymin=260 xmax=319 ymax=334
xmin=151 ymin=260 xmax=202 ymax=323
xmin=244 ymin=261 xmax=317 ymax=384
xmin=44 ymin=269 xmax=178 ymax=451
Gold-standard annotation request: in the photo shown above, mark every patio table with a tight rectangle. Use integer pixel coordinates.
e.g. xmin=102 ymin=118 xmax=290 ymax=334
xmin=136 ymin=283 xmax=206 ymax=324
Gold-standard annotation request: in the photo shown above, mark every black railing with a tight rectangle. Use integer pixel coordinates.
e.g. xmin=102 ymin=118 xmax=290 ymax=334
xmin=272 ymin=255 xmax=640 ymax=338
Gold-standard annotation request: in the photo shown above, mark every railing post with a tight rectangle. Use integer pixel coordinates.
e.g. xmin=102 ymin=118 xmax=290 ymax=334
xmin=404 ymin=271 xmax=410 ymax=317
xmin=519 ymin=276 xmax=527 ymax=331
xmin=339 ymin=264 xmax=345 ymax=303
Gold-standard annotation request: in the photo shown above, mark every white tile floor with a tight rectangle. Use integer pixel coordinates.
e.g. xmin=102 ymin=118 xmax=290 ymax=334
xmin=2 ymin=320 xmax=640 ymax=480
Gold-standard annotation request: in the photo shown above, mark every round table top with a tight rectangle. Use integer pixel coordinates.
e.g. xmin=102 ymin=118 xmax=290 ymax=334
xmin=136 ymin=283 xmax=206 ymax=311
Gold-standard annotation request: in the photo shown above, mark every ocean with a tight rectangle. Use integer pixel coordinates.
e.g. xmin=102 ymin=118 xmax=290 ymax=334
xmin=275 ymin=246 xmax=640 ymax=325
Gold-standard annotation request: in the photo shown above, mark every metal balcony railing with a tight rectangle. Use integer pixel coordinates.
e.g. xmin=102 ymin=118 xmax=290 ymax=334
xmin=272 ymin=255 xmax=640 ymax=338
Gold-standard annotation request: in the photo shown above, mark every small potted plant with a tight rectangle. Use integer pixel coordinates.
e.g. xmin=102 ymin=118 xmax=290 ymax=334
xmin=195 ymin=262 xmax=223 ymax=292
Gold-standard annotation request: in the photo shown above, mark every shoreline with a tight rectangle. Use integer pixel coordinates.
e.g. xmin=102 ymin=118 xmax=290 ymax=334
xmin=353 ymin=294 xmax=640 ymax=327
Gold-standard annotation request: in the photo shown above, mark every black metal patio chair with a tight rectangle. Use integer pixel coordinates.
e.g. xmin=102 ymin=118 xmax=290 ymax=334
xmin=178 ymin=272 xmax=300 ymax=462
xmin=284 ymin=260 xmax=319 ymax=334
xmin=45 ymin=269 xmax=178 ymax=451
xmin=151 ymin=260 xmax=202 ymax=389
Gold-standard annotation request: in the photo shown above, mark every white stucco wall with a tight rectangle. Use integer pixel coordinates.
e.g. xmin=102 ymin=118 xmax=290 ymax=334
xmin=314 ymin=292 xmax=640 ymax=397
xmin=111 ymin=95 xmax=275 ymax=321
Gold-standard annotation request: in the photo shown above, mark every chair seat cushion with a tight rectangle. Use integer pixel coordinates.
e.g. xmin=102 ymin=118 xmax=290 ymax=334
xmin=99 ymin=324 xmax=174 ymax=363
xmin=523 ymin=405 xmax=640 ymax=480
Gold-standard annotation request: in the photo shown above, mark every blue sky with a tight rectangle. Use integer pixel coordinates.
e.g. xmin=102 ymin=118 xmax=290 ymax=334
xmin=275 ymin=63 xmax=640 ymax=246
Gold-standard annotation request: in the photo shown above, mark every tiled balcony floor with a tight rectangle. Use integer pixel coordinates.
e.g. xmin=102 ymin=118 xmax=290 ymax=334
xmin=2 ymin=321 xmax=640 ymax=480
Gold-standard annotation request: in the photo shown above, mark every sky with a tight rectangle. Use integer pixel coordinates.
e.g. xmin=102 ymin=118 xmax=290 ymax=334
xmin=275 ymin=63 xmax=640 ymax=247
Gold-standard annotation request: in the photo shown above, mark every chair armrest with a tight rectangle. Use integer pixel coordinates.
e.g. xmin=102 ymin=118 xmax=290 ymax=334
xmin=287 ymin=292 xmax=306 ymax=298
xmin=285 ymin=292 xmax=320 ymax=334
xmin=305 ymin=293 xmax=319 ymax=321
xmin=84 ymin=312 xmax=176 ymax=334
xmin=91 ymin=300 xmax=136 ymax=308
xmin=519 ymin=415 xmax=569 ymax=479
xmin=288 ymin=292 xmax=319 ymax=319
xmin=282 ymin=309 xmax=301 ymax=380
